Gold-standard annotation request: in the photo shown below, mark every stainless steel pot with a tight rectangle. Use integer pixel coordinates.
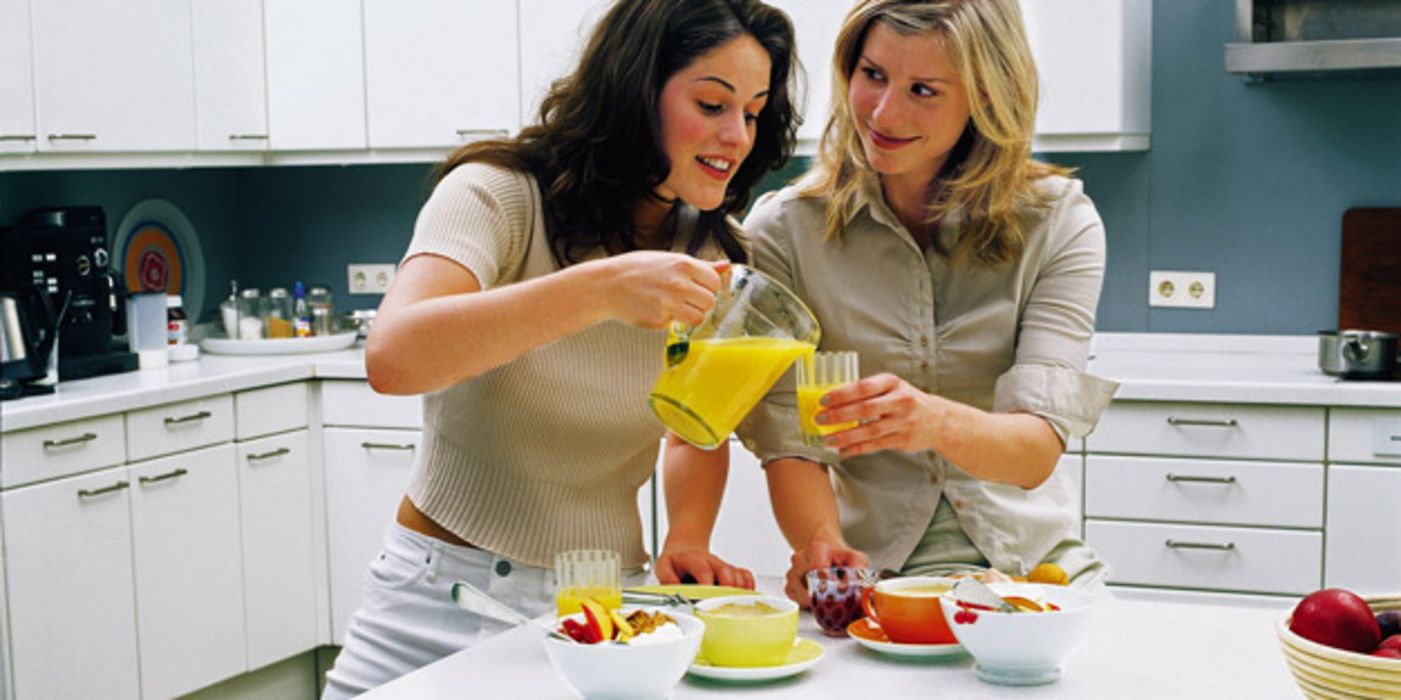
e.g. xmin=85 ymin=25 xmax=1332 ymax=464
xmin=1317 ymin=330 xmax=1399 ymax=379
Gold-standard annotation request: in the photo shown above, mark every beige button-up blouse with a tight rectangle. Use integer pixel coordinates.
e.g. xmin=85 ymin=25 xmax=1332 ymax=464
xmin=737 ymin=170 xmax=1119 ymax=575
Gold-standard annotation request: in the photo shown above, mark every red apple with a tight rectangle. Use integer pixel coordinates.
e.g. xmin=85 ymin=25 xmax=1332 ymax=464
xmin=1381 ymin=635 xmax=1401 ymax=653
xmin=1290 ymin=589 xmax=1381 ymax=654
xmin=1374 ymin=648 xmax=1401 ymax=660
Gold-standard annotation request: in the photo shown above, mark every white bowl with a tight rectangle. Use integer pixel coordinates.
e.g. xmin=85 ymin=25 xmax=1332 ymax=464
xmin=543 ymin=608 xmax=704 ymax=700
xmin=940 ymin=582 xmax=1100 ymax=686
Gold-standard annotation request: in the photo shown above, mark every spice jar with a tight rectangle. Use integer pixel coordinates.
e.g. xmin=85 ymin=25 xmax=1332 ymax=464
xmin=238 ymin=288 xmax=265 ymax=340
xmin=166 ymin=294 xmax=188 ymax=346
xmin=308 ymin=285 xmax=334 ymax=336
xmin=266 ymin=287 xmax=293 ymax=338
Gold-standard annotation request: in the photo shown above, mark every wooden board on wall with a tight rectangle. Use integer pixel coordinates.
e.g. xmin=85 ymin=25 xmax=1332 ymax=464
xmin=1339 ymin=208 xmax=1401 ymax=334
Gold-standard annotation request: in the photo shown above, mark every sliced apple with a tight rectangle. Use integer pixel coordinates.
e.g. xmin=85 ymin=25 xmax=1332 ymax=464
xmin=610 ymin=609 xmax=636 ymax=642
xmin=580 ymin=598 xmax=614 ymax=642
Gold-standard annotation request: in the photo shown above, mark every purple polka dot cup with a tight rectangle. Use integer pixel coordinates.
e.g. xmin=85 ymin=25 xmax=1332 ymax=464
xmin=806 ymin=566 xmax=874 ymax=637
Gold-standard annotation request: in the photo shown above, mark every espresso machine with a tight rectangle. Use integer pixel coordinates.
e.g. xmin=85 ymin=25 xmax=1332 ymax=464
xmin=0 ymin=206 xmax=137 ymax=386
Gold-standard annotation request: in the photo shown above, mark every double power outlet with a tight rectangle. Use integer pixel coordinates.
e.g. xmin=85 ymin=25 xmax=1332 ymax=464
xmin=347 ymin=264 xmax=397 ymax=295
xmin=1149 ymin=270 xmax=1215 ymax=309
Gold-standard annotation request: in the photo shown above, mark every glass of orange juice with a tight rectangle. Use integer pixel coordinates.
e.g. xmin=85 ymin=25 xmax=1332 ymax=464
xmin=797 ymin=351 xmax=859 ymax=447
xmin=554 ymin=549 xmax=622 ymax=617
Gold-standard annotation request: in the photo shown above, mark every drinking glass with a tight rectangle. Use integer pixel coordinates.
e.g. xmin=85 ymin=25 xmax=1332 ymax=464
xmin=554 ymin=549 xmax=622 ymax=617
xmin=806 ymin=566 xmax=873 ymax=637
xmin=796 ymin=351 xmax=860 ymax=447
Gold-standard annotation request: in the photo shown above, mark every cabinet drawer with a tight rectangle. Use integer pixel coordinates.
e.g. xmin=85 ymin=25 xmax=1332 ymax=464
xmin=126 ymin=395 xmax=235 ymax=462
xmin=1085 ymin=456 xmax=1323 ymax=528
xmin=1 ymin=413 xmax=126 ymax=488
xmin=1087 ymin=402 xmax=1324 ymax=461
xmin=236 ymin=382 xmax=309 ymax=440
xmin=1329 ymin=407 xmax=1401 ymax=465
xmin=320 ymin=380 xmax=422 ymax=429
xmin=1086 ymin=520 xmax=1321 ymax=595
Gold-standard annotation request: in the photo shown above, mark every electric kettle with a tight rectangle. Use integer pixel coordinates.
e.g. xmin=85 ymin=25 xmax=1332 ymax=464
xmin=0 ymin=287 xmax=58 ymax=400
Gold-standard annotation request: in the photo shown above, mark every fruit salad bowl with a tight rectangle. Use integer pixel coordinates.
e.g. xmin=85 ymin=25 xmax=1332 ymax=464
xmin=940 ymin=582 xmax=1101 ymax=686
xmin=1277 ymin=593 xmax=1401 ymax=700
xmin=543 ymin=607 xmax=704 ymax=700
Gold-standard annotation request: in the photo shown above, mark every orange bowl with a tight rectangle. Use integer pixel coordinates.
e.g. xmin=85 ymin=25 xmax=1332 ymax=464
xmin=1276 ymin=593 xmax=1401 ymax=700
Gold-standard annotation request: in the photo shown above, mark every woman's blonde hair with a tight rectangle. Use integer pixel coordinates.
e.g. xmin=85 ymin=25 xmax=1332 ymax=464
xmin=801 ymin=0 xmax=1069 ymax=265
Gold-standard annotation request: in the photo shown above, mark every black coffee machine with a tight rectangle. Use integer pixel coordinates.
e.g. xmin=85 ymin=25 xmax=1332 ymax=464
xmin=1 ymin=206 xmax=137 ymax=385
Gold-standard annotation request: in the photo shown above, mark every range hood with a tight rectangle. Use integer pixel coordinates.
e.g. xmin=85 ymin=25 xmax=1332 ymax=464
xmin=1225 ymin=0 xmax=1401 ymax=79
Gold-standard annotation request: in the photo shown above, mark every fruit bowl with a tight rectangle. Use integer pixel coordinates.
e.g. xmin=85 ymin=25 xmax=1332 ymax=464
xmin=543 ymin=608 xmax=704 ymax=700
xmin=940 ymin=582 xmax=1101 ymax=686
xmin=1277 ymin=594 xmax=1401 ymax=700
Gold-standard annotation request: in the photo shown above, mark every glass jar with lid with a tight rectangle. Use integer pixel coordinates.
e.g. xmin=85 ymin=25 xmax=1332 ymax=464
xmin=237 ymin=288 xmax=265 ymax=340
xmin=308 ymin=285 xmax=334 ymax=336
xmin=266 ymin=287 xmax=293 ymax=338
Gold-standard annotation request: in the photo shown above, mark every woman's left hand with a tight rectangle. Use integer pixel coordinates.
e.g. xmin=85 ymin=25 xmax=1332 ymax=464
xmin=654 ymin=544 xmax=756 ymax=590
xmin=817 ymin=373 xmax=946 ymax=459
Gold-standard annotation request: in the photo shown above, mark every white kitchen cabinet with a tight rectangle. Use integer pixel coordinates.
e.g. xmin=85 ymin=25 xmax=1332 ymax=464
xmin=0 ymin=412 xmax=126 ymax=489
xmin=1019 ymin=0 xmax=1151 ymax=152
xmin=1325 ymin=464 xmax=1401 ymax=596
xmin=30 ymin=0 xmax=196 ymax=152
xmin=363 ymin=0 xmax=519 ymax=149
xmin=517 ymin=0 xmax=612 ymax=129
xmin=264 ymin=0 xmax=367 ymax=150
xmin=129 ymin=444 xmax=247 ymax=699
xmin=768 ymin=0 xmax=849 ymax=153
xmin=192 ymin=0 xmax=269 ymax=151
xmin=125 ymin=394 xmax=236 ymax=462
xmin=0 ymin=0 xmax=37 ymax=153
xmin=1 ymin=467 xmax=140 ymax=700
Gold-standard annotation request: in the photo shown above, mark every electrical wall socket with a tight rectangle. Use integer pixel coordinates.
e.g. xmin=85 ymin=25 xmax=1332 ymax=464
xmin=347 ymin=264 xmax=397 ymax=295
xmin=1149 ymin=270 xmax=1216 ymax=309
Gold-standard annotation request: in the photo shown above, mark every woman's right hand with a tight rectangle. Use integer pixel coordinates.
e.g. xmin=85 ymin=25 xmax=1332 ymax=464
xmin=783 ymin=540 xmax=869 ymax=608
xmin=593 ymin=252 xmax=728 ymax=329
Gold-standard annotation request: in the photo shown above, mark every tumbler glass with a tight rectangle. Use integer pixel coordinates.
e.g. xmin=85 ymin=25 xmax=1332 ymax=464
xmin=797 ymin=351 xmax=860 ymax=447
xmin=554 ymin=549 xmax=622 ymax=617
xmin=806 ymin=566 xmax=873 ymax=637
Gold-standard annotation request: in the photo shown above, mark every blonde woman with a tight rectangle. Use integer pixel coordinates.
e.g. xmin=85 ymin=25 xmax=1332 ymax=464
xmin=737 ymin=0 xmax=1119 ymax=605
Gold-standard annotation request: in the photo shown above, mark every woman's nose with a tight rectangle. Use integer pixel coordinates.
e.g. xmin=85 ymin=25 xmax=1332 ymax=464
xmin=718 ymin=112 xmax=751 ymax=148
xmin=871 ymin=87 xmax=898 ymax=126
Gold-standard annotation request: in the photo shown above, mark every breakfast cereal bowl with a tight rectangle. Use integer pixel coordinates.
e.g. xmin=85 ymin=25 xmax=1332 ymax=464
xmin=694 ymin=594 xmax=799 ymax=667
xmin=940 ymin=582 xmax=1100 ymax=686
xmin=543 ymin=608 xmax=704 ymax=700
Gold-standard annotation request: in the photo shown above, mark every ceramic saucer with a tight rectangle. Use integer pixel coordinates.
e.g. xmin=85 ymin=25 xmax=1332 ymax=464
xmin=847 ymin=618 xmax=966 ymax=658
xmin=687 ymin=638 xmax=824 ymax=682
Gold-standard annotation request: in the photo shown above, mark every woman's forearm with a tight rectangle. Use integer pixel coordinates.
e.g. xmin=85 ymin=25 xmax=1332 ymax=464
xmin=930 ymin=397 xmax=1063 ymax=489
xmin=765 ymin=458 xmax=846 ymax=550
xmin=661 ymin=437 xmax=729 ymax=548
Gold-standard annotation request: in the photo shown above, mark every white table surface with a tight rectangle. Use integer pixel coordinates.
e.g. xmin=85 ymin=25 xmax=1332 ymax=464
xmin=363 ymin=587 xmax=1303 ymax=700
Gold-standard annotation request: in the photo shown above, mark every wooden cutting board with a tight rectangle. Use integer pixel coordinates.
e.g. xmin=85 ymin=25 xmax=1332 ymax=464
xmin=1339 ymin=208 xmax=1401 ymax=334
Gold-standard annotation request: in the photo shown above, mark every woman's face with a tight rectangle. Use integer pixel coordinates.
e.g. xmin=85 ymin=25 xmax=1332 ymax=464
xmin=654 ymin=34 xmax=772 ymax=211
xmin=848 ymin=22 xmax=973 ymax=190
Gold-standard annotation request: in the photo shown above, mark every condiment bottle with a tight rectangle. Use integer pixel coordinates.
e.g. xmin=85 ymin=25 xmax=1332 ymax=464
xmin=238 ymin=288 xmax=265 ymax=340
xmin=266 ymin=287 xmax=294 ymax=338
xmin=166 ymin=294 xmax=188 ymax=346
xmin=292 ymin=281 xmax=311 ymax=338
xmin=308 ymin=285 xmax=334 ymax=336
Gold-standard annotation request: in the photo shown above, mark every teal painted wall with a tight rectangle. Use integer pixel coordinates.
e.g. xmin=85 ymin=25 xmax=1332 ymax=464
xmin=3 ymin=1 xmax=1398 ymax=330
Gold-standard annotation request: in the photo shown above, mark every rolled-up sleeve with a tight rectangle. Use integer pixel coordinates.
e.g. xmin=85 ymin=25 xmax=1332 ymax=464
xmin=402 ymin=163 xmax=531 ymax=291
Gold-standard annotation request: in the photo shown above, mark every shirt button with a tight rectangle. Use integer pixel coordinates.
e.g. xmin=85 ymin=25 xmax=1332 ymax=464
xmin=919 ymin=336 xmax=929 ymax=347
xmin=920 ymin=362 xmax=931 ymax=372
xmin=929 ymin=473 xmax=941 ymax=484
xmin=495 ymin=560 xmax=512 ymax=577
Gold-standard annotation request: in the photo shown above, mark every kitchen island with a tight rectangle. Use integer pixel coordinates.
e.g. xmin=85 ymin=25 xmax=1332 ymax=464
xmin=363 ymin=586 xmax=1302 ymax=699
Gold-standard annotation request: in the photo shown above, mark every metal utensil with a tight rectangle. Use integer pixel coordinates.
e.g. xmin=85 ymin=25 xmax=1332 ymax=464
xmin=949 ymin=578 xmax=1017 ymax=614
xmin=621 ymin=589 xmax=695 ymax=608
xmin=449 ymin=580 xmax=573 ymax=642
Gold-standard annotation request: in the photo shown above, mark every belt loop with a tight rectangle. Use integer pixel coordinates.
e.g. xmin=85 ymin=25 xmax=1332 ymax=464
xmin=425 ymin=542 xmax=443 ymax=582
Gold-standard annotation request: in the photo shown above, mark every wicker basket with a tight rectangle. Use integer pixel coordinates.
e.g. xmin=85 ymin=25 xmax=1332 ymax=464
xmin=1277 ymin=594 xmax=1401 ymax=700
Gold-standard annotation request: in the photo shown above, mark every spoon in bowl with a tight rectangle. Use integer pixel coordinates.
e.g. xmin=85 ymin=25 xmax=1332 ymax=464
xmin=450 ymin=580 xmax=573 ymax=642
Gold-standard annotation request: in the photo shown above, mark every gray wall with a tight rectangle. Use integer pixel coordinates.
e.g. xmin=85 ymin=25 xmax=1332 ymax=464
xmin=4 ymin=0 xmax=1398 ymax=331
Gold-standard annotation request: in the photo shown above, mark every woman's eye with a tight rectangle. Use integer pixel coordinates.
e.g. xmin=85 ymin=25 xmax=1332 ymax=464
xmin=698 ymin=101 xmax=724 ymax=114
xmin=861 ymin=67 xmax=885 ymax=82
xmin=912 ymin=83 xmax=938 ymax=97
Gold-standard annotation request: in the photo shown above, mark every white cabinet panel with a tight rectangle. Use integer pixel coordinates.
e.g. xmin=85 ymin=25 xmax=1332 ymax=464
xmin=1 ymin=412 xmax=126 ymax=488
xmin=129 ymin=445 xmax=246 ymax=699
xmin=768 ymin=0 xmax=849 ymax=151
xmin=264 ymin=0 xmax=366 ymax=149
xmin=1325 ymin=464 xmax=1401 ymax=596
xmin=364 ymin=0 xmax=519 ymax=148
xmin=1085 ymin=455 xmax=1324 ymax=528
xmin=0 ymin=0 xmax=37 ymax=153
xmin=321 ymin=379 xmax=423 ymax=428
xmin=324 ymin=427 xmax=421 ymax=643
xmin=517 ymin=0 xmax=612 ymax=129
xmin=1086 ymin=520 xmax=1322 ymax=596
xmin=238 ymin=431 xmax=318 ymax=668
xmin=30 ymin=0 xmax=195 ymax=152
xmin=2 ymin=468 xmax=140 ymax=700
xmin=1329 ymin=407 xmax=1401 ymax=466
xmin=1087 ymin=402 xmax=1325 ymax=461
xmin=192 ymin=0 xmax=269 ymax=151
xmin=125 ymin=394 xmax=235 ymax=462
xmin=236 ymin=381 xmax=309 ymax=440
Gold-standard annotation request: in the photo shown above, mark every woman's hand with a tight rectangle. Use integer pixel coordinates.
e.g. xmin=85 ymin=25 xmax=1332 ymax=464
xmin=783 ymin=540 xmax=868 ymax=608
xmin=655 ymin=543 xmax=755 ymax=590
xmin=816 ymin=373 xmax=947 ymax=459
xmin=592 ymin=252 xmax=728 ymax=329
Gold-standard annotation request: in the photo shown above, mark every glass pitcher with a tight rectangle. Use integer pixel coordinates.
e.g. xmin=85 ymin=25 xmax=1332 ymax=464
xmin=649 ymin=264 xmax=820 ymax=449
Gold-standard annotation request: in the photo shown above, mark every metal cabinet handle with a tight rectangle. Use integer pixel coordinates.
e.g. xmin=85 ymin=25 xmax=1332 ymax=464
xmin=164 ymin=410 xmax=212 ymax=426
xmin=78 ymin=481 xmax=129 ymax=499
xmin=1166 ymin=417 xmax=1239 ymax=428
xmin=361 ymin=441 xmax=416 ymax=452
xmin=1166 ymin=473 xmax=1237 ymax=485
xmin=247 ymin=447 xmax=291 ymax=462
xmin=138 ymin=468 xmax=189 ymax=485
xmin=0 ymin=134 xmax=37 ymax=142
xmin=47 ymin=133 xmax=97 ymax=141
xmin=229 ymin=133 xmax=268 ymax=140
xmin=455 ymin=128 xmax=509 ymax=137
xmin=43 ymin=432 xmax=98 ymax=449
xmin=1165 ymin=539 xmax=1235 ymax=551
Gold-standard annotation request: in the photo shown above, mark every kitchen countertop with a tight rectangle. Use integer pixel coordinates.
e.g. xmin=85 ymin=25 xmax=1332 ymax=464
xmin=3 ymin=333 xmax=1398 ymax=433
xmin=362 ymin=586 xmax=1303 ymax=700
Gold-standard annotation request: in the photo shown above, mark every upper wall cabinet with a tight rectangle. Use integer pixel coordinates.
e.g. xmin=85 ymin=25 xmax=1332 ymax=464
xmin=1020 ymin=0 xmax=1152 ymax=152
xmin=364 ymin=0 xmax=520 ymax=149
xmin=264 ymin=0 xmax=366 ymax=151
xmin=0 ymin=0 xmax=36 ymax=154
xmin=30 ymin=0 xmax=197 ymax=152
xmin=517 ymin=0 xmax=612 ymax=130
xmin=192 ymin=0 xmax=269 ymax=151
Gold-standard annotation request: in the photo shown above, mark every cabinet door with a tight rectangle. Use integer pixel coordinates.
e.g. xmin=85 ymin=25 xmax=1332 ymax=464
xmin=364 ymin=0 xmax=518 ymax=148
xmin=0 ymin=0 xmax=37 ymax=153
xmin=130 ymin=445 xmax=246 ymax=699
xmin=768 ymin=0 xmax=849 ymax=152
xmin=2 ymin=469 xmax=140 ymax=700
xmin=264 ymin=0 xmax=366 ymax=149
xmin=517 ymin=0 xmax=612 ymax=129
xmin=324 ymin=427 xmax=422 ymax=643
xmin=30 ymin=0 xmax=196 ymax=152
xmin=1325 ymin=464 xmax=1401 ymax=596
xmin=238 ymin=431 xmax=318 ymax=668
xmin=192 ymin=0 xmax=269 ymax=151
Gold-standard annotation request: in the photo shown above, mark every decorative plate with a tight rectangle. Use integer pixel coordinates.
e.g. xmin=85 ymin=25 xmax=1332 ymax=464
xmin=114 ymin=199 xmax=206 ymax=324
xmin=688 ymin=638 xmax=823 ymax=682
xmin=847 ymin=618 xmax=966 ymax=659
